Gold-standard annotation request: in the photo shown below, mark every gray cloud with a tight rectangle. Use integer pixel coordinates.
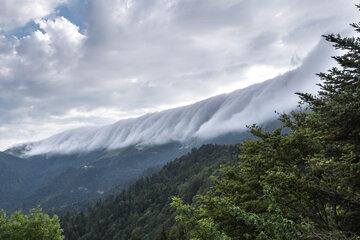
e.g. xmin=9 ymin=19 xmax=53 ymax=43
xmin=0 ymin=0 xmax=358 ymax=149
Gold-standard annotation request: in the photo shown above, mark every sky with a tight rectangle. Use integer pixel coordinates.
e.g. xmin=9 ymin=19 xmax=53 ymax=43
xmin=0 ymin=0 xmax=358 ymax=150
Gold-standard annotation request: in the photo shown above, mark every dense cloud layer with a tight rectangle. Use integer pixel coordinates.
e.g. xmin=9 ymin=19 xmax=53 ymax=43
xmin=13 ymin=40 xmax=335 ymax=156
xmin=0 ymin=0 xmax=358 ymax=149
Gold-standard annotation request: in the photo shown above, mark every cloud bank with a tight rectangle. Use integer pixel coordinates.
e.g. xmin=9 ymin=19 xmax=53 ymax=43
xmin=12 ymin=40 xmax=335 ymax=156
xmin=0 ymin=0 xmax=358 ymax=149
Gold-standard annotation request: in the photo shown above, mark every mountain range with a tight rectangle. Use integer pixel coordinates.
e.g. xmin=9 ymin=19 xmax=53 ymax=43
xmin=0 ymin=41 xmax=333 ymax=213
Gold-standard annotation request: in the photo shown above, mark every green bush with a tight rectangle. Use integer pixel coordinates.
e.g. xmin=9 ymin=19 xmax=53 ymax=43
xmin=0 ymin=208 xmax=64 ymax=240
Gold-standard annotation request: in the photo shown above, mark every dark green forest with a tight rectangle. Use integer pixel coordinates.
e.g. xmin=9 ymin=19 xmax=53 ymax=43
xmin=62 ymin=145 xmax=238 ymax=239
xmin=170 ymin=13 xmax=360 ymax=239
xmin=62 ymin=7 xmax=360 ymax=240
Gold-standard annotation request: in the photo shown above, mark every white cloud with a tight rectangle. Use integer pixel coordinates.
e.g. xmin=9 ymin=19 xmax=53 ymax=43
xmin=0 ymin=0 xmax=358 ymax=149
xmin=0 ymin=16 xmax=85 ymax=87
xmin=0 ymin=16 xmax=86 ymax=148
xmin=0 ymin=0 xmax=67 ymax=31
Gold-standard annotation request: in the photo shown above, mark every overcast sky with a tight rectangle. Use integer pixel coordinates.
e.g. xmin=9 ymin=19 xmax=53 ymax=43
xmin=0 ymin=0 xmax=358 ymax=149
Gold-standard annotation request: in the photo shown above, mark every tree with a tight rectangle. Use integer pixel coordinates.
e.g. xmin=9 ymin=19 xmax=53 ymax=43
xmin=0 ymin=208 xmax=64 ymax=240
xmin=172 ymin=4 xmax=360 ymax=240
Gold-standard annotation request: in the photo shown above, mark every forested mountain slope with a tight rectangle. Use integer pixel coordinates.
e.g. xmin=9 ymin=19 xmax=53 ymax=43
xmin=61 ymin=144 xmax=239 ymax=240
xmin=0 ymin=39 xmax=331 ymax=213
xmin=0 ymin=152 xmax=35 ymax=211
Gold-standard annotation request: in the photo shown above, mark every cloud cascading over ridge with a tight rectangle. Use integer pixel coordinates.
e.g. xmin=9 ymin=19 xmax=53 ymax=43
xmin=13 ymin=39 xmax=335 ymax=156
xmin=0 ymin=0 xmax=358 ymax=149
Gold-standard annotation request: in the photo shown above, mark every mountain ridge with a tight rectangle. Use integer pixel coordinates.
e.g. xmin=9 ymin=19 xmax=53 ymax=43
xmin=0 ymin=40 xmax=334 ymax=213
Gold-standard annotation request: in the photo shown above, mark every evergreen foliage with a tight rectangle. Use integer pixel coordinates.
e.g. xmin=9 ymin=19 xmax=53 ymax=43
xmin=61 ymin=145 xmax=238 ymax=239
xmin=171 ymin=6 xmax=360 ymax=240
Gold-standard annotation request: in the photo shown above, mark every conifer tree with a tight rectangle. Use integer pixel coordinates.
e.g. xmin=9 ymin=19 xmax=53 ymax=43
xmin=172 ymin=5 xmax=360 ymax=240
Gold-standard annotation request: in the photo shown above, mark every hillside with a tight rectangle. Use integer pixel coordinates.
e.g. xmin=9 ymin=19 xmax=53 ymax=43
xmin=0 ymin=39 xmax=331 ymax=213
xmin=0 ymin=152 xmax=38 ymax=211
xmin=61 ymin=144 xmax=239 ymax=240
xmin=0 ymin=119 xmax=274 ymax=214
xmin=1 ymin=143 xmax=193 ymax=213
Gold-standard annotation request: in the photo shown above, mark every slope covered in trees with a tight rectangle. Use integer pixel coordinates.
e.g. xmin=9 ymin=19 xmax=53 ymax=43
xmin=61 ymin=145 xmax=238 ymax=239
xmin=171 ymin=8 xmax=360 ymax=240
xmin=63 ymin=6 xmax=360 ymax=240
